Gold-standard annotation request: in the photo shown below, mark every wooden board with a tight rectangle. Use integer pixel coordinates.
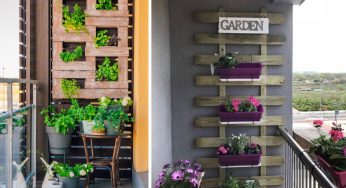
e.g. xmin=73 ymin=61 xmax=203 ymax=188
xmin=52 ymin=88 xmax=129 ymax=99
xmin=201 ymin=176 xmax=284 ymax=187
xmin=196 ymin=136 xmax=284 ymax=148
xmin=85 ymin=17 xmax=129 ymax=27
xmin=194 ymin=11 xmax=285 ymax=24
xmin=197 ymin=156 xmax=284 ymax=168
xmin=195 ymin=34 xmax=286 ymax=45
xmin=195 ymin=96 xmax=285 ymax=106
xmin=195 ymin=54 xmax=285 ymax=66
xmin=195 ymin=116 xmax=285 ymax=127
xmin=195 ymin=75 xmax=285 ymax=86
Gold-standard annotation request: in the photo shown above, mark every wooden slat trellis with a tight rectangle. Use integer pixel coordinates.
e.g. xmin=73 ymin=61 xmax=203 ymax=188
xmin=194 ymin=8 xmax=286 ymax=188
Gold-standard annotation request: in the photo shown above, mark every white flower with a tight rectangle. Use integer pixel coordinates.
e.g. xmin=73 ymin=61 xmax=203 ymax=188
xmin=90 ymin=168 xmax=94 ymax=173
xmin=100 ymin=97 xmax=106 ymax=102
xmin=80 ymin=170 xmax=86 ymax=176
xmin=69 ymin=172 xmax=75 ymax=178
xmin=121 ymin=99 xmax=128 ymax=107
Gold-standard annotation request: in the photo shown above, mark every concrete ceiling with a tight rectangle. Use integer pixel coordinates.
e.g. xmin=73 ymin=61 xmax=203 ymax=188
xmin=272 ymin=0 xmax=305 ymax=5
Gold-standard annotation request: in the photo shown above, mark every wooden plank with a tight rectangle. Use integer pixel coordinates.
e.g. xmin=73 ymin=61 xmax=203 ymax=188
xmin=85 ymin=17 xmax=129 ymax=27
xmin=201 ymin=176 xmax=284 ymax=188
xmin=52 ymin=26 xmax=95 ymax=42
xmin=85 ymin=79 xmax=129 ymax=89
xmin=195 ymin=54 xmax=285 ymax=66
xmin=195 ymin=116 xmax=285 ymax=127
xmin=195 ymin=75 xmax=285 ymax=86
xmin=194 ymin=11 xmax=285 ymax=24
xmin=197 ymin=156 xmax=284 ymax=168
xmin=195 ymin=136 xmax=284 ymax=148
xmin=52 ymin=88 xmax=129 ymax=99
xmin=195 ymin=34 xmax=286 ymax=45
xmin=85 ymin=10 xmax=129 ymax=17
xmin=86 ymin=46 xmax=130 ymax=57
xmin=52 ymin=61 xmax=96 ymax=71
xmin=52 ymin=71 xmax=95 ymax=79
xmin=195 ymin=96 xmax=284 ymax=106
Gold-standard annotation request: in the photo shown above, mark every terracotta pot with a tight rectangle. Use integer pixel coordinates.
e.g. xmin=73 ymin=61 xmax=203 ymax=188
xmin=92 ymin=130 xmax=105 ymax=135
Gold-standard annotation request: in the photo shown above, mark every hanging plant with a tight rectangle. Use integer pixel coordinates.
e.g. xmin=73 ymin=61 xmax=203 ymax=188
xmin=96 ymin=57 xmax=119 ymax=81
xmin=59 ymin=46 xmax=83 ymax=62
xmin=62 ymin=4 xmax=87 ymax=33
xmin=96 ymin=0 xmax=116 ymax=10
xmin=61 ymin=79 xmax=80 ymax=99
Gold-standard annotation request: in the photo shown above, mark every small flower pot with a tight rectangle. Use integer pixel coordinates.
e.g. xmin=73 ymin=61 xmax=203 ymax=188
xmin=217 ymin=154 xmax=261 ymax=167
xmin=46 ymin=126 xmax=73 ymax=155
xmin=316 ymin=155 xmax=346 ymax=187
xmin=109 ymin=105 xmax=129 ymax=112
xmin=80 ymin=120 xmax=95 ymax=134
xmin=218 ymin=63 xmax=263 ymax=81
xmin=92 ymin=130 xmax=106 ymax=136
xmin=105 ymin=121 xmax=124 ymax=135
xmin=219 ymin=105 xmax=263 ymax=123
xmin=59 ymin=177 xmax=79 ymax=188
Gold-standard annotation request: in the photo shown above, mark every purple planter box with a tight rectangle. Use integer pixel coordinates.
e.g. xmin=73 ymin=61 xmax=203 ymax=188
xmin=317 ymin=155 xmax=346 ymax=188
xmin=219 ymin=105 xmax=263 ymax=123
xmin=218 ymin=62 xmax=263 ymax=80
xmin=218 ymin=154 xmax=262 ymax=167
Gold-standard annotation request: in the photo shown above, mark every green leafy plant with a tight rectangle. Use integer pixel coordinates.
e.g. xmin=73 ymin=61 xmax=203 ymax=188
xmin=243 ymin=180 xmax=260 ymax=188
xmin=95 ymin=107 xmax=132 ymax=132
xmin=61 ymin=79 xmax=80 ymax=99
xmin=96 ymin=0 xmax=116 ymax=10
xmin=40 ymin=106 xmax=76 ymax=134
xmin=228 ymin=134 xmax=248 ymax=155
xmin=96 ymin=57 xmax=119 ymax=81
xmin=81 ymin=104 xmax=97 ymax=122
xmin=94 ymin=30 xmax=112 ymax=48
xmin=52 ymin=162 xmax=93 ymax=178
xmin=62 ymin=4 xmax=86 ymax=33
xmin=59 ymin=46 xmax=83 ymax=62
xmin=214 ymin=53 xmax=238 ymax=68
xmin=220 ymin=176 xmax=240 ymax=188
xmin=91 ymin=124 xmax=106 ymax=131
xmin=99 ymin=96 xmax=133 ymax=108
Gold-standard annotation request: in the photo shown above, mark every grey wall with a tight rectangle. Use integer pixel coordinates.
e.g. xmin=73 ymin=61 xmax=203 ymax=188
xmin=151 ymin=0 xmax=172 ymax=185
xmin=168 ymin=0 xmax=293 ymax=184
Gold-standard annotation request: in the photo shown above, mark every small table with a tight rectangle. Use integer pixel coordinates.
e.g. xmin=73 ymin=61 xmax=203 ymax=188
xmin=80 ymin=133 xmax=129 ymax=188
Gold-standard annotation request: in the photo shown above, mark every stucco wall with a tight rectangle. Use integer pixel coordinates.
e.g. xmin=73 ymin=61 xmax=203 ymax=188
xmin=168 ymin=0 xmax=293 ymax=184
xmin=151 ymin=0 xmax=173 ymax=185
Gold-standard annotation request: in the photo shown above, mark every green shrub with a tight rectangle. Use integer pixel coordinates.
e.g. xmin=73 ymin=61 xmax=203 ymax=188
xmin=59 ymin=46 xmax=83 ymax=62
xmin=96 ymin=57 xmax=119 ymax=81
xmin=94 ymin=30 xmax=112 ymax=48
xmin=61 ymin=79 xmax=80 ymax=99
xmin=96 ymin=0 xmax=115 ymax=10
xmin=62 ymin=4 xmax=86 ymax=32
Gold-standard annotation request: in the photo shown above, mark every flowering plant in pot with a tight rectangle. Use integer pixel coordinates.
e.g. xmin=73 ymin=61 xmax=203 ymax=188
xmin=219 ymin=175 xmax=260 ymax=188
xmin=214 ymin=53 xmax=262 ymax=81
xmin=155 ymin=160 xmax=204 ymax=188
xmin=99 ymin=96 xmax=133 ymax=112
xmin=52 ymin=162 xmax=93 ymax=188
xmin=217 ymin=134 xmax=262 ymax=167
xmin=219 ymin=96 xmax=263 ymax=123
xmin=310 ymin=121 xmax=346 ymax=187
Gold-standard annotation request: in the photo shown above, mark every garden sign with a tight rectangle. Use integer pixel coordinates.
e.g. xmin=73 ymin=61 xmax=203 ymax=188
xmin=218 ymin=17 xmax=269 ymax=34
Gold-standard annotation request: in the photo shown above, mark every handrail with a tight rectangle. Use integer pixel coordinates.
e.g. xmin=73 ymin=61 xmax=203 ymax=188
xmin=278 ymin=126 xmax=337 ymax=188
xmin=0 ymin=78 xmax=38 ymax=84
xmin=0 ymin=105 xmax=35 ymax=122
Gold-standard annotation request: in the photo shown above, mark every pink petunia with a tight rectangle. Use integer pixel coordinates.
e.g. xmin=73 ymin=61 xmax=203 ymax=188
xmin=313 ymin=120 xmax=323 ymax=127
xmin=329 ymin=130 xmax=344 ymax=142
xmin=248 ymin=96 xmax=261 ymax=107
xmin=232 ymin=98 xmax=241 ymax=112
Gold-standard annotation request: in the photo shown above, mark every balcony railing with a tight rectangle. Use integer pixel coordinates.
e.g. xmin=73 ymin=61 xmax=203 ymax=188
xmin=279 ymin=126 xmax=338 ymax=188
xmin=0 ymin=78 xmax=37 ymax=188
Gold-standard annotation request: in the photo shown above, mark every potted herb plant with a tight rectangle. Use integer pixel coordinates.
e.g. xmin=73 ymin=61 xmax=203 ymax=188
xmin=41 ymin=104 xmax=77 ymax=155
xmin=99 ymin=96 xmax=133 ymax=112
xmin=219 ymin=96 xmax=263 ymax=123
xmin=91 ymin=124 xmax=106 ymax=135
xmin=61 ymin=79 xmax=80 ymax=99
xmin=310 ymin=121 xmax=346 ymax=187
xmin=59 ymin=46 xmax=83 ymax=62
xmin=219 ymin=176 xmax=240 ymax=188
xmin=155 ymin=160 xmax=204 ymax=188
xmin=214 ymin=53 xmax=262 ymax=81
xmin=96 ymin=0 xmax=117 ymax=10
xmin=62 ymin=4 xmax=86 ymax=33
xmin=52 ymin=162 xmax=93 ymax=188
xmin=243 ymin=179 xmax=260 ymax=188
xmin=79 ymin=104 xmax=97 ymax=134
xmin=95 ymin=106 xmax=132 ymax=135
xmin=94 ymin=30 xmax=118 ymax=48
xmin=96 ymin=57 xmax=119 ymax=81
xmin=217 ymin=134 xmax=262 ymax=167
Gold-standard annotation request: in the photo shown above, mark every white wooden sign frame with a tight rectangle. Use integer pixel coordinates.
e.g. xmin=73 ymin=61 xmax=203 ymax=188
xmin=218 ymin=17 xmax=269 ymax=34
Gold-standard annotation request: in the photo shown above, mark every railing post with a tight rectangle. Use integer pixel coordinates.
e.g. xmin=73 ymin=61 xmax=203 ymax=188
xmin=6 ymin=83 xmax=13 ymax=188
xmin=32 ymin=84 xmax=37 ymax=188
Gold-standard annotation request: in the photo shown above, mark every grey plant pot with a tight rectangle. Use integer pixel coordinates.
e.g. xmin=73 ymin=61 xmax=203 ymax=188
xmin=104 ymin=121 xmax=123 ymax=135
xmin=59 ymin=177 xmax=79 ymax=188
xmin=81 ymin=120 xmax=95 ymax=134
xmin=46 ymin=126 xmax=73 ymax=155
xmin=109 ymin=105 xmax=129 ymax=112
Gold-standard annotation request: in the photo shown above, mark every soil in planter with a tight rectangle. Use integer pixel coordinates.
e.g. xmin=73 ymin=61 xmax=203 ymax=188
xmin=96 ymin=28 xmax=119 ymax=47
xmin=62 ymin=42 xmax=86 ymax=61
xmin=63 ymin=0 xmax=86 ymax=11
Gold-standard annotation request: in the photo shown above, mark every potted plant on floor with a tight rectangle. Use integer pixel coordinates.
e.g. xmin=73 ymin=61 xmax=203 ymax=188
xmin=217 ymin=134 xmax=262 ymax=167
xmin=310 ymin=121 xmax=346 ymax=187
xmin=41 ymin=104 xmax=77 ymax=155
xmin=219 ymin=96 xmax=263 ymax=124
xmin=214 ymin=53 xmax=262 ymax=81
xmin=52 ymin=162 xmax=93 ymax=188
xmin=155 ymin=160 xmax=204 ymax=188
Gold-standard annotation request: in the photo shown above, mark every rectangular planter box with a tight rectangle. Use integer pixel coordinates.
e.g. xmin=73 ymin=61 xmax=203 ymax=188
xmin=218 ymin=62 xmax=263 ymax=81
xmin=219 ymin=105 xmax=263 ymax=123
xmin=317 ymin=155 xmax=346 ymax=188
xmin=218 ymin=154 xmax=261 ymax=167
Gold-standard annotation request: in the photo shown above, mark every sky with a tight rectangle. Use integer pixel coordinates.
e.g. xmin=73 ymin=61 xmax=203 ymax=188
xmin=0 ymin=1 xmax=346 ymax=77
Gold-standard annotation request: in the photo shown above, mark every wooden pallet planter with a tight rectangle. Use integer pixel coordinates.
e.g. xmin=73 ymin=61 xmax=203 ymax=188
xmin=194 ymin=8 xmax=286 ymax=187
xmin=52 ymin=0 xmax=130 ymax=100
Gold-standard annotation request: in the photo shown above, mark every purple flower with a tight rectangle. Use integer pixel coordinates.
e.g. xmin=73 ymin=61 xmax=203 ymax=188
xmin=187 ymin=168 xmax=194 ymax=174
xmin=163 ymin=163 xmax=170 ymax=169
xmin=159 ymin=171 xmax=166 ymax=177
xmin=155 ymin=178 xmax=164 ymax=188
xmin=189 ymin=177 xmax=199 ymax=187
xmin=343 ymin=147 xmax=346 ymax=157
xmin=171 ymin=170 xmax=184 ymax=181
xmin=183 ymin=160 xmax=191 ymax=165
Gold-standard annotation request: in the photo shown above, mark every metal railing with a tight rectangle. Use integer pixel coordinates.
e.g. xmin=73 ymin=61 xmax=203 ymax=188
xmin=0 ymin=78 xmax=37 ymax=188
xmin=278 ymin=126 xmax=338 ymax=188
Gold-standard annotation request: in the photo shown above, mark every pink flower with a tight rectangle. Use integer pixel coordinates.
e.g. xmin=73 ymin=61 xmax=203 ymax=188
xmin=189 ymin=177 xmax=199 ymax=187
xmin=216 ymin=145 xmax=229 ymax=155
xmin=329 ymin=130 xmax=344 ymax=142
xmin=248 ymin=96 xmax=260 ymax=107
xmin=232 ymin=98 xmax=241 ymax=112
xmin=171 ymin=171 xmax=184 ymax=181
xmin=313 ymin=120 xmax=323 ymax=127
